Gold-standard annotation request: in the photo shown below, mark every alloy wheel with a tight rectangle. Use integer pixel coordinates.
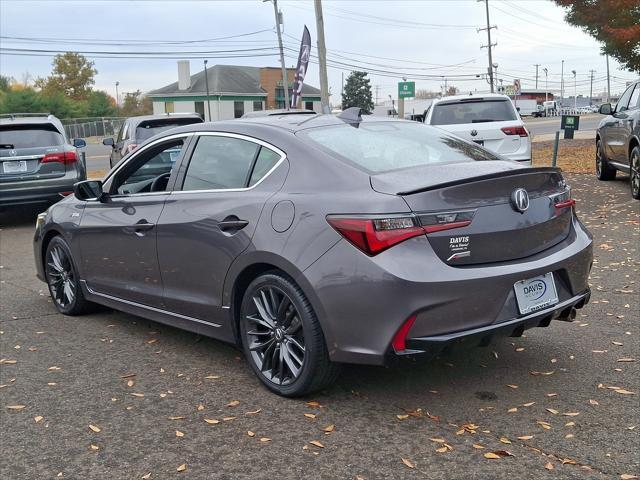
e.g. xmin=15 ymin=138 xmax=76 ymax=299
xmin=631 ymin=149 xmax=640 ymax=197
xmin=46 ymin=244 xmax=76 ymax=308
xmin=595 ymin=145 xmax=603 ymax=176
xmin=245 ymin=286 xmax=306 ymax=385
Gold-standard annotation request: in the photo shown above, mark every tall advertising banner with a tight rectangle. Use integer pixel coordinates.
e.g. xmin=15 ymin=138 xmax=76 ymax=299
xmin=290 ymin=26 xmax=311 ymax=109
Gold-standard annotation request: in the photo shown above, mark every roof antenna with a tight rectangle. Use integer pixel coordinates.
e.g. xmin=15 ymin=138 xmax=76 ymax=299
xmin=337 ymin=107 xmax=363 ymax=123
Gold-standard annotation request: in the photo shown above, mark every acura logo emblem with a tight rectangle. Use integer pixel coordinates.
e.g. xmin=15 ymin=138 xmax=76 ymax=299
xmin=511 ymin=188 xmax=529 ymax=213
xmin=470 ymin=129 xmax=478 ymax=137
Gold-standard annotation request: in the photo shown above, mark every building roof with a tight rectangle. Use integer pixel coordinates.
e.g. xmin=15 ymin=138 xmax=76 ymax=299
xmin=148 ymin=64 xmax=321 ymax=97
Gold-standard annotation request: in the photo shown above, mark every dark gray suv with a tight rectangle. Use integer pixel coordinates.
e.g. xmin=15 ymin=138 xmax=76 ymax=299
xmin=1 ymin=113 xmax=86 ymax=209
xmin=34 ymin=111 xmax=593 ymax=397
xmin=596 ymin=79 xmax=640 ymax=199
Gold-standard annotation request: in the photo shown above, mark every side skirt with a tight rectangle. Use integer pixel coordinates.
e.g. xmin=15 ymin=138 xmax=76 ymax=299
xmin=80 ymin=280 xmax=236 ymax=344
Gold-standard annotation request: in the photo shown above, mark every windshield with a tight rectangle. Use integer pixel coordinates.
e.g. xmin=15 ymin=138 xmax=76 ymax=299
xmin=135 ymin=118 xmax=201 ymax=142
xmin=300 ymin=121 xmax=497 ymax=174
xmin=0 ymin=125 xmax=64 ymax=148
xmin=431 ymin=99 xmax=517 ymax=125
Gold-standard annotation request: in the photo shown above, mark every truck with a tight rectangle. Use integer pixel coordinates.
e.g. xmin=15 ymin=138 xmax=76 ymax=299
xmin=512 ymin=99 xmax=538 ymax=116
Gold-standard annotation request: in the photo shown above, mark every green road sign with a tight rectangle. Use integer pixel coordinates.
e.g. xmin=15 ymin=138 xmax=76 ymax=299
xmin=398 ymin=81 xmax=415 ymax=98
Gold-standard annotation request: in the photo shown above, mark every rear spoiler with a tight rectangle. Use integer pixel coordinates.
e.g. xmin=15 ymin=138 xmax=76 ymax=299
xmin=398 ymin=167 xmax=562 ymax=196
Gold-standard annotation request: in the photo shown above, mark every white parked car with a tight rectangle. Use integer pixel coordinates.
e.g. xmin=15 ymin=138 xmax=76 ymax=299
xmin=423 ymin=94 xmax=531 ymax=164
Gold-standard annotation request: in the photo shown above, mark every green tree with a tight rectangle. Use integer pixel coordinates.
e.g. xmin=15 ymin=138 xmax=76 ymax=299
xmin=86 ymin=90 xmax=117 ymax=117
xmin=0 ymin=75 xmax=11 ymax=92
xmin=341 ymin=71 xmax=374 ymax=113
xmin=120 ymin=90 xmax=152 ymax=116
xmin=0 ymin=88 xmax=45 ymax=114
xmin=37 ymin=52 xmax=98 ymax=100
xmin=554 ymin=0 xmax=640 ymax=72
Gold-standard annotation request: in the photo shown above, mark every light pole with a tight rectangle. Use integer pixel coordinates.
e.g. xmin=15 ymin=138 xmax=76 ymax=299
xmin=265 ymin=0 xmax=290 ymax=110
xmin=204 ymin=60 xmax=212 ymax=121
xmin=115 ymin=81 xmax=119 ymax=108
xmin=572 ymin=70 xmax=577 ymax=111
xmin=543 ymin=67 xmax=548 ymax=115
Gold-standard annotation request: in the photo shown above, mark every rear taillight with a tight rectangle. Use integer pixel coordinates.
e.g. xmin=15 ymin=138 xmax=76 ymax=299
xmin=501 ymin=126 xmax=528 ymax=137
xmin=327 ymin=216 xmax=424 ymax=256
xmin=391 ymin=315 xmax=417 ymax=352
xmin=327 ymin=211 xmax=474 ymax=256
xmin=126 ymin=144 xmax=139 ymax=154
xmin=554 ymin=188 xmax=575 ymax=213
xmin=42 ymin=151 xmax=77 ymax=164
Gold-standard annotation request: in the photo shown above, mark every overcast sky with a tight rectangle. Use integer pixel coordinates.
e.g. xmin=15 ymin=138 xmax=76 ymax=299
xmin=1 ymin=0 xmax=637 ymax=104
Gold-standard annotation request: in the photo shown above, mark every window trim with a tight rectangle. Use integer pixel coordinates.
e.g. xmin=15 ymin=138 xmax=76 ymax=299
xmin=173 ymin=131 xmax=287 ymax=194
xmin=102 ymin=132 xmax=194 ymax=194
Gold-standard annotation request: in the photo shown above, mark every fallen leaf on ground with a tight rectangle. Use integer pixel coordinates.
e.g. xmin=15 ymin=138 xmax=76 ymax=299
xmin=204 ymin=418 xmax=219 ymax=424
xmin=175 ymin=430 xmax=184 ymax=437
xmin=499 ymin=437 xmax=511 ymax=444
xmin=563 ymin=412 xmax=580 ymax=417
xmin=306 ymin=401 xmax=322 ymax=408
xmin=247 ymin=431 xmax=255 ymax=437
xmin=401 ymin=458 xmax=415 ymax=469
xmin=323 ymin=424 xmax=335 ymax=433
xmin=245 ymin=409 xmax=261 ymax=415
xmin=304 ymin=413 xmax=317 ymax=419
xmin=546 ymin=408 xmax=559 ymax=415
xmin=617 ymin=358 xmax=635 ymax=363
xmin=34 ymin=416 xmax=43 ymax=423
xmin=544 ymin=462 xmax=554 ymax=470
xmin=6 ymin=405 xmax=25 ymax=410
xmin=142 ymin=474 xmax=151 ymax=479
xmin=472 ymin=444 xmax=485 ymax=449
xmin=260 ymin=437 xmax=271 ymax=442
xmin=176 ymin=464 xmax=186 ymax=472
xmin=309 ymin=440 xmax=324 ymax=448
xmin=517 ymin=435 xmax=533 ymax=440
xmin=227 ymin=400 xmax=240 ymax=407
xmin=168 ymin=416 xmax=185 ymax=420
xmin=507 ymin=384 xmax=519 ymax=389
xmin=429 ymin=438 xmax=446 ymax=443
xmin=89 ymin=424 xmax=101 ymax=433
xmin=396 ymin=414 xmax=409 ymax=420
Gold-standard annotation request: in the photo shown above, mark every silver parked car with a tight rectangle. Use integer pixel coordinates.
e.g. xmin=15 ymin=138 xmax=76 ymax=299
xmin=1 ymin=113 xmax=86 ymax=209
xmin=596 ymin=79 xmax=640 ymax=199
xmin=34 ymin=109 xmax=593 ymax=396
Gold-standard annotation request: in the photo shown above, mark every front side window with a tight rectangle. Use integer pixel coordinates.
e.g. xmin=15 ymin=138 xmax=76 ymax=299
xmin=234 ymin=101 xmax=244 ymax=119
xmin=182 ymin=135 xmax=282 ymax=191
xmin=431 ymin=99 xmax=517 ymax=125
xmin=628 ymin=84 xmax=640 ymax=110
xmin=300 ymin=122 xmax=496 ymax=174
xmin=134 ymin=118 xmax=201 ymax=142
xmin=113 ymin=138 xmax=185 ymax=195
xmin=616 ymin=84 xmax=635 ymax=112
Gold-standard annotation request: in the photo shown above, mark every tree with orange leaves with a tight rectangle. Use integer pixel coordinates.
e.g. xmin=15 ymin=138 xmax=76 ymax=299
xmin=554 ymin=0 xmax=639 ymax=72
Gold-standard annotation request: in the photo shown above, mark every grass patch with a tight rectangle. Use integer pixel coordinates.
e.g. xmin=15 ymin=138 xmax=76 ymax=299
xmin=532 ymin=139 xmax=594 ymax=173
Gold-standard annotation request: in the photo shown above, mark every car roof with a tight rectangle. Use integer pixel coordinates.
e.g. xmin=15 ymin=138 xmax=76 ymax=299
xmin=126 ymin=113 xmax=203 ymax=125
xmin=0 ymin=113 xmax=66 ymax=137
xmin=166 ymin=112 xmax=409 ymax=135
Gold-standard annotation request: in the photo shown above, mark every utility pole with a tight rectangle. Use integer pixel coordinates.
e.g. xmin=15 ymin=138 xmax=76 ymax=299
xmin=572 ymin=70 xmax=577 ymax=111
xmin=588 ymin=69 xmax=596 ymax=106
xmin=270 ymin=0 xmax=290 ymax=110
xmin=606 ymin=54 xmax=611 ymax=102
xmin=543 ymin=67 xmax=548 ymax=114
xmin=115 ymin=81 xmax=119 ymax=108
xmin=314 ymin=0 xmax=330 ymax=113
xmin=375 ymin=85 xmax=379 ymax=105
xmin=478 ymin=0 xmax=497 ymax=93
xmin=534 ymin=64 xmax=541 ymax=89
xmin=204 ymin=60 xmax=212 ymax=121
xmin=560 ymin=59 xmax=564 ymax=107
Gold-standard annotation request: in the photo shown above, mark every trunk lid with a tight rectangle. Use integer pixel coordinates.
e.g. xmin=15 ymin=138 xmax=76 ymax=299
xmin=0 ymin=146 xmax=67 ymax=181
xmin=370 ymin=162 xmax=572 ymax=265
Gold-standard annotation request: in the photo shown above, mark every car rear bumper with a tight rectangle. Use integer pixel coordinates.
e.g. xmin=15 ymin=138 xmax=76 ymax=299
xmin=402 ymin=289 xmax=590 ymax=358
xmin=0 ymin=175 xmax=79 ymax=207
xmin=301 ymin=216 xmax=593 ymax=366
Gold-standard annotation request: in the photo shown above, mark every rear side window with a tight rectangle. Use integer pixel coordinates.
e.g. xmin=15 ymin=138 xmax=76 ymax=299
xmin=0 ymin=125 xmax=63 ymax=148
xmin=182 ymin=135 xmax=259 ymax=190
xmin=249 ymin=148 xmax=281 ymax=186
xmin=628 ymin=84 xmax=640 ymax=110
xmin=431 ymin=99 xmax=517 ymax=125
xmin=300 ymin=122 xmax=496 ymax=174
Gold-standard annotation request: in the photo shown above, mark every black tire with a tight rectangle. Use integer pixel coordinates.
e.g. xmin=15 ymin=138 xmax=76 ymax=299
xmin=631 ymin=146 xmax=640 ymax=200
xmin=44 ymin=236 xmax=95 ymax=315
xmin=596 ymin=139 xmax=616 ymax=180
xmin=239 ymin=272 xmax=340 ymax=397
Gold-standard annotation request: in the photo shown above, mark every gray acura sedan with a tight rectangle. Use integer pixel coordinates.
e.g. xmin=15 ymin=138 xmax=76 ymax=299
xmin=34 ymin=109 xmax=593 ymax=396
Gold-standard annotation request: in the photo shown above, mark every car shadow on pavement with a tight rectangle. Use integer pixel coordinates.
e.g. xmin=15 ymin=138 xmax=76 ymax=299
xmin=0 ymin=204 xmax=48 ymax=228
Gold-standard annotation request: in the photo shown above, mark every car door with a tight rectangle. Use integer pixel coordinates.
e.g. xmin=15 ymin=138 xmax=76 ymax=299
xmin=156 ymin=132 xmax=288 ymax=325
xmin=77 ymin=133 xmax=191 ymax=307
xmin=621 ymin=83 xmax=640 ymax=167
xmin=606 ymin=83 xmax=636 ymax=162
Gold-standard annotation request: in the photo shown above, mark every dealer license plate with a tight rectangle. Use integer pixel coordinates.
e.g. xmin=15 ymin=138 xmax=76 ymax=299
xmin=514 ymin=272 xmax=559 ymax=315
xmin=2 ymin=160 xmax=28 ymax=174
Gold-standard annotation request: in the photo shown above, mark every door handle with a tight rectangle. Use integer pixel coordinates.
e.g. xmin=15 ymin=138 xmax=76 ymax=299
xmin=218 ymin=218 xmax=249 ymax=232
xmin=134 ymin=222 xmax=156 ymax=231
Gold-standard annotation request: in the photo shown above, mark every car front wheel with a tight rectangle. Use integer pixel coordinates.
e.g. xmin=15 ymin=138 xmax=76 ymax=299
xmin=631 ymin=146 xmax=640 ymax=200
xmin=45 ymin=236 xmax=94 ymax=315
xmin=239 ymin=272 xmax=340 ymax=397
xmin=596 ymin=139 xmax=616 ymax=180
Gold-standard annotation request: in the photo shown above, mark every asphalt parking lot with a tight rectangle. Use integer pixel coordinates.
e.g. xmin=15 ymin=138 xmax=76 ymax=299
xmin=1 ymin=174 xmax=638 ymax=479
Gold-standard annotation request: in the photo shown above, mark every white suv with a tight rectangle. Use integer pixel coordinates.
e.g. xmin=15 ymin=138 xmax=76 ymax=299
xmin=424 ymin=93 xmax=531 ymax=164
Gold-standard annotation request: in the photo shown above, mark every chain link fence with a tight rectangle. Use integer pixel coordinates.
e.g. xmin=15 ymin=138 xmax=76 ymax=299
xmin=61 ymin=117 xmax=126 ymax=140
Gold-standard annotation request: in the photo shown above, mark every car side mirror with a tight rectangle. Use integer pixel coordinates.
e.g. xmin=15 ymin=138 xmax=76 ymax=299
xmin=73 ymin=180 xmax=106 ymax=201
xmin=73 ymin=138 xmax=87 ymax=148
xmin=599 ymin=103 xmax=612 ymax=115
xmin=102 ymin=137 xmax=115 ymax=146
